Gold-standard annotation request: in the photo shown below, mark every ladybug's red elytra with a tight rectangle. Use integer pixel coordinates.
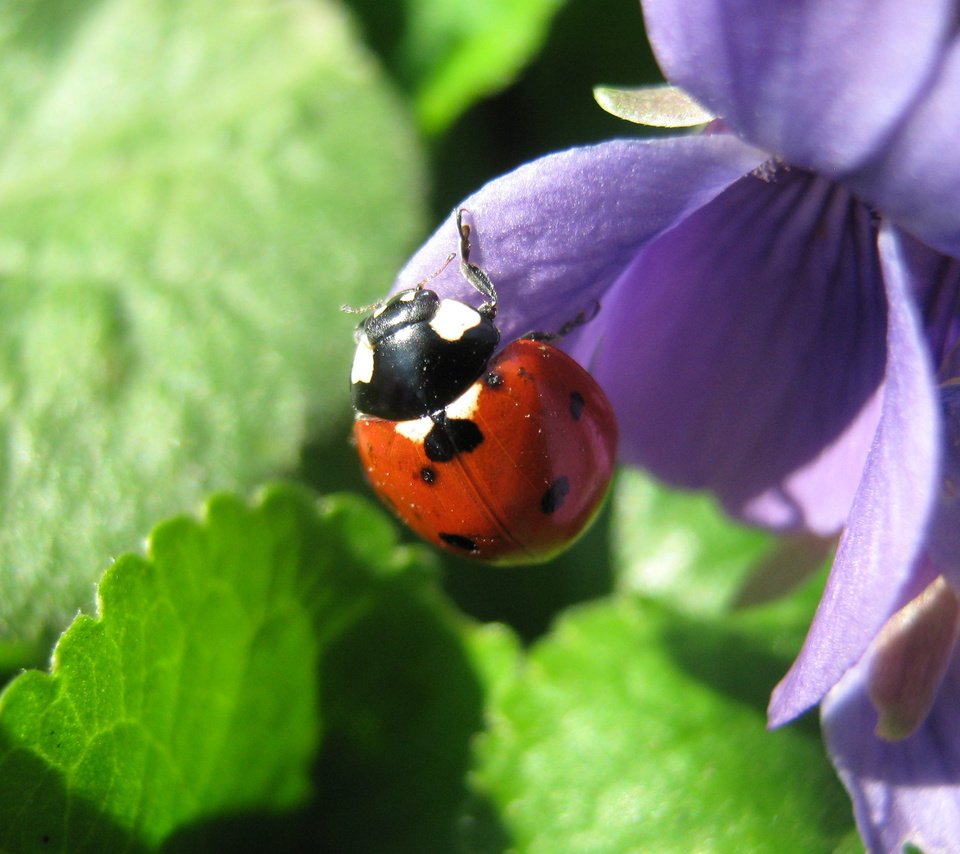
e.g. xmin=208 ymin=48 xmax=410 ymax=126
xmin=350 ymin=210 xmax=618 ymax=564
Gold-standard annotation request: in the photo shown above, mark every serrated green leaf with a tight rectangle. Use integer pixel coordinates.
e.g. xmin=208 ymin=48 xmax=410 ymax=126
xmin=0 ymin=485 xmax=434 ymax=851
xmin=466 ymin=596 xmax=854 ymax=852
xmin=0 ymin=0 xmax=427 ymax=643
xmin=0 ymin=484 xmax=492 ymax=852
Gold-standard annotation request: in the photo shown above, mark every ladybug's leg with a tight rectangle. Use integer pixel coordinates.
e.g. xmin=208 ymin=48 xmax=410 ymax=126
xmin=524 ymin=300 xmax=601 ymax=342
xmin=456 ymin=208 xmax=498 ymax=321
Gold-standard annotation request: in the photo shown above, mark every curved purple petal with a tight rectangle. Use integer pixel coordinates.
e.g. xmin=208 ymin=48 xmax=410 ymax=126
xmin=642 ymin=0 xmax=954 ymax=177
xmin=822 ymin=641 xmax=960 ymax=853
xmin=769 ymin=227 xmax=941 ymax=726
xmin=584 ymin=167 xmax=885 ymax=535
xmin=392 ymin=136 xmax=766 ymax=345
xmin=928 ymin=385 xmax=960 ymax=586
xmin=901 ymin=234 xmax=960 ymax=370
xmin=846 ymin=37 xmax=960 ymax=258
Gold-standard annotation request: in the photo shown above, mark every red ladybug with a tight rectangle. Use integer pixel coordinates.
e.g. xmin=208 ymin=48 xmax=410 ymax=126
xmin=350 ymin=210 xmax=617 ymax=564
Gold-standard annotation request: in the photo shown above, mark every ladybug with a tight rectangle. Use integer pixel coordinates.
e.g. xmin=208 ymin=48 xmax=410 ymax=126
xmin=350 ymin=210 xmax=618 ymax=564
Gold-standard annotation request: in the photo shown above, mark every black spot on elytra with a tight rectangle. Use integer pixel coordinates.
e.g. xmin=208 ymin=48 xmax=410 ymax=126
xmin=569 ymin=391 xmax=585 ymax=421
xmin=541 ymin=476 xmax=570 ymax=514
xmin=485 ymin=371 xmax=504 ymax=388
xmin=440 ymin=532 xmax=479 ymax=552
xmin=424 ymin=416 xmax=484 ymax=462
xmin=421 ymin=466 xmax=436 ymax=484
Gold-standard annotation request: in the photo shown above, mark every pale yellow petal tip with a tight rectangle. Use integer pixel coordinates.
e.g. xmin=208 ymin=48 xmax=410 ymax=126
xmin=593 ymin=84 xmax=716 ymax=128
xmin=868 ymin=576 xmax=960 ymax=743
xmin=874 ymin=710 xmax=918 ymax=743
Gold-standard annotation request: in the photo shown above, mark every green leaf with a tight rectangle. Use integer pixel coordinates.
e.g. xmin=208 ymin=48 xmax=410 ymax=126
xmin=349 ymin=0 xmax=568 ymax=134
xmin=0 ymin=484 xmax=855 ymax=851
xmin=310 ymin=572 xmax=487 ymax=852
xmin=610 ymin=469 xmax=832 ymax=615
xmin=465 ymin=595 xmax=854 ymax=852
xmin=0 ymin=0 xmax=427 ymax=643
xmin=410 ymin=0 xmax=566 ymax=133
xmin=0 ymin=485 xmax=436 ymax=851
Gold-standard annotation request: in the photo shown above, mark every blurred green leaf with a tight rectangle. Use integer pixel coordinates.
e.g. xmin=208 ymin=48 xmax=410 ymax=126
xmin=348 ymin=0 xmax=568 ymax=134
xmin=610 ymin=469 xmax=832 ymax=616
xmin=465 ymin=593 xmax=854 ymax=852
xmin=427 ymin=0 xmax=659 ymax=214
xmin=409 ymin=0 xmax=567 ymax=133
xmin=610 ymin=469 xmax=772 ymax=611
xmin=0 ymin=0 xmax=427 ymax=643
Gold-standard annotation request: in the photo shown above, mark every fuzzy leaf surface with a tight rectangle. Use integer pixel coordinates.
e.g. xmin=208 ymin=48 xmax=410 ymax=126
xmin=0 ymin=0 xmax=425 ymax=642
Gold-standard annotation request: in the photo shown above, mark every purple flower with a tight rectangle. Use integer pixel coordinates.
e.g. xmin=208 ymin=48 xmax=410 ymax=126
xmin=390 ymin=1 xmax=960 ymax=849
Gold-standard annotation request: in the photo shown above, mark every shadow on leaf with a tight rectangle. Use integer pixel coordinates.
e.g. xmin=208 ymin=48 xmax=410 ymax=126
xmin=660 ymin=610 xmax=821 ymax=738
xmin=0 ymin=730 xmax=149 ymax=854
xmin=440 ymin=499 xmax=615 ymax=643
xmin=165 ymin=574 xmax=511 ymax=853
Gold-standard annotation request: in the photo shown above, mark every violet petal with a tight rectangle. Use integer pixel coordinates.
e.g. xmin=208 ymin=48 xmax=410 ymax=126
xmin=845 ymin=37 xmax=960 ymax=258
xmin=900 ymin=233 xmax=960 ymax=371
xmin=392 ymin=136 xmax=766 ymax=345
xmin=823 ymin=640 xmax=960 ymax=853
xmin=642 ymin=0 xmax=953 ymax=177
xmin=769 ymin=226 xmax=941 ymax=726
xmin=926 ymin=384 xmax=960 ymax=584
xmin=585 ymin=168 xmax=885 ymax=535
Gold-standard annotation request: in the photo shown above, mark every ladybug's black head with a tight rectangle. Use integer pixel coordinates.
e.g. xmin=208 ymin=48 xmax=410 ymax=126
xmin=361 ymin=289 xmax=438 ymax=346
xmin=351 ymin=288 xmax=500 ymax=421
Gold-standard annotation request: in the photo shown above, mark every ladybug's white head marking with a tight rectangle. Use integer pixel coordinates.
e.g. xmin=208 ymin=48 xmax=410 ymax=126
xmin=350 ymin=337 xmax=375 ymax=384
xmin=429 ymin=299 xmax=483 ymax=342
xmin=395 ymin=415 xmax=434 ymax=441
xmin=444 ymin=381 xmax=483 ymax=420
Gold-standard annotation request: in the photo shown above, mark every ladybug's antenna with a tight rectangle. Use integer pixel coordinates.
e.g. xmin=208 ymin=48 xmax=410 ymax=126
xmin=341 ymin=299 xmax=383 ymax=314
xmin=456 ymin=208 xmax=497 ymax=320
xmin=342 ymin=247 xmax=457 ymax=315
xmin=416 ymin=251 xmax=457 ymax=290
